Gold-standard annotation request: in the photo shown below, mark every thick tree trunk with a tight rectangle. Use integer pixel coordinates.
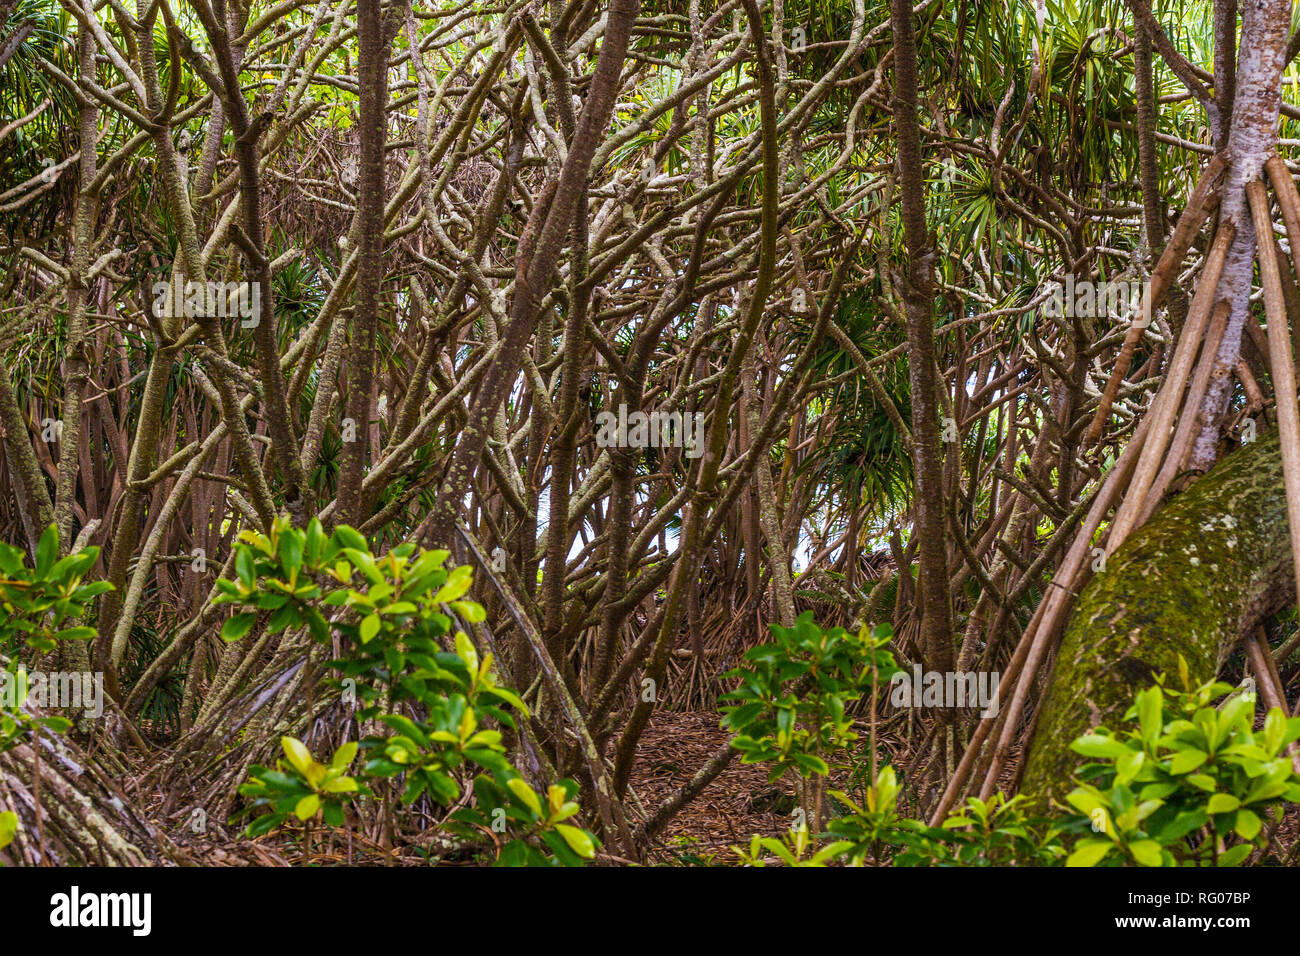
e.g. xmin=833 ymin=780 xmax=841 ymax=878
xmin=1021 ymin=430 xmax=1295 ymax=805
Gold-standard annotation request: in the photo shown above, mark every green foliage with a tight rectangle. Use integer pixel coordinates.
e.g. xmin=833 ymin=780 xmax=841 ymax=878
xmin=360 ymin=629 xmax=525 ymax=808
xmin=1064 ymin=662 xmax=1300 ymax=867
xmin=732 ymin=823 xmax=853 ymax=867
xmin=720 ymin=611 xmax=899 ymax=780
xmin=238 ymin=737 xmax=367 ymax=838
xmin=819 ymin=765 xmax=912 ymax=865
xmin=449 ymin=777 xmax=596 ymax=867
xmin=719 ymin=614 xmax=1058 ymax=867
xmin=919 ymin=793 xmax=1065 ymax=866
xmin=222 ymin=519 xmax=597 ymax=866
xmin=0 ymin=525 xmax=111 ymax=752
xmin=721 ymin=617 xmax=1300 ymax=867
xmin=814 ymin=767 xmax=1062 ymax=867
xmin=0 ymin=525 xmax=110 ymax=656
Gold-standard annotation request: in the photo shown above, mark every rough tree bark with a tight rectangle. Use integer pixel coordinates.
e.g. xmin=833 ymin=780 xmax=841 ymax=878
xmin=1190 ymin=0 xmax=1291 ymax=469
xmin=338 ymin=0 xmax=388 ymax=526
xmin=890 ymin=0 xmax=954 ymax=677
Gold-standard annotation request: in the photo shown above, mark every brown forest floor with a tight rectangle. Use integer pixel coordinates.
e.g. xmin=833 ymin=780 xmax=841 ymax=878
xmin=632 ymin=710 xmax=796 ymax=865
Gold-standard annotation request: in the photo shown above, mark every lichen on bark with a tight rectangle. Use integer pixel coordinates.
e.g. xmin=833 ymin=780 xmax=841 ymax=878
xmin=1021 ymin=429 xmax=1295 ymax=806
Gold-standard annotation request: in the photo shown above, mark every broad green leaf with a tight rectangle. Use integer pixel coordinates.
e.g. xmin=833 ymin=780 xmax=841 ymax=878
xmin=221 ymin=613 xmax=256 ymax=642
xmin=1206 ymin=793 xmax=1240 ymax=814
xmin=1066 ymin=839 xmax=1113 ymax=867
xmin=1127 ymin=840 xmax=1162 ymax=867
xmin=554 ymin=824 xmax=595 ymax=859
xmin=1234 ymin=808 xmax=1261 ymax=841
xmin=294 ymin=794 xmax=320 ymax=821
xmin=507 ymin=778 xmax=542 ymax=817
xmin=281 ymin=736 xmax=314 ymax=778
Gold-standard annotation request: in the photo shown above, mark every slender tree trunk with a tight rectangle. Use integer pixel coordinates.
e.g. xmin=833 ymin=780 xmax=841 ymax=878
xmin=890 ymin=0 xmax=955 ymax=676
xmin=338 ymin=0 xmax=389 ymax=525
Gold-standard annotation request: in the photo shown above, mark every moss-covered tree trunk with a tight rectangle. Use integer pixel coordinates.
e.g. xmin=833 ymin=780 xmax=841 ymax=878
xmin=1021 ymin=430 xmax=1295 ymax=805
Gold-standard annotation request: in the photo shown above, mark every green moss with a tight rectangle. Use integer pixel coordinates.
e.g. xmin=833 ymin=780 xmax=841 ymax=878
xmin=1021 ymin=430 xmax=1293 ymax=806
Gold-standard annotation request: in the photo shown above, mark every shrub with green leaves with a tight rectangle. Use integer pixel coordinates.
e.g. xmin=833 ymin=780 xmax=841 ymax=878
xmin=720 ymin=612 xmax=899 ymax=781
xmin=1065 ymin=662 xmax=1300 ymax=867
xmin=719 ymin=613 xmax=1061 ymax=868
xmin=239 ymin=737 xmax=367 ymax=837
xmin=449 ymin=777 xmax=598 ymax=867
xmin=813 ymin=766 xmax=1059 ymax=866
xmin=909 ymin=793 xmax=1064 ymax=866
xmin=0 ymin=525 xmax=109 ymax=657
xmin=721 ymin=621 xmax=1300 ymax=868
xmin=221 ymin=518 xmax=598 ymax=866
xmin=361 ymin=629 xmax=528 ymax=806
xmin=732 ymin=823 xmax=854 ymax=867
xmin=0 ymin=525 xmax=111 ymax=751
xmin=820 ymin=765 xmax=912 ymax=865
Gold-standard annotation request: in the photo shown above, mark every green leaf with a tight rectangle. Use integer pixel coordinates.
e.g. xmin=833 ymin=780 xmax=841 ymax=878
xmin=322 ymin=776 xmax=358 ymax=793
xmin=507 ymin=778 xmax=542 ymax=817
xmin=1127 ymin=840 xmax=1162 ymax=867
xmin=331 ymin=742 xmax=358 ymax=770
xmin=1234 ymin=808 xmax=1261 ymax=841
xmin=278 ymin=529 xmax=304 ymax=578
xmin=450 ymin=600 xmax=485 ymax=623
xmin=1136 ymin=687 xmax=1162 ymax=741
xmin=221 ymin=613 xmax=256 ymax=642
xmin=434 ymin=565 xmax=474 ymax=603
xmin=1206 ymin=793 xmax=1240 ymax=814
xmin=294 ymin=794 xmax=320 ymax=821
xmin=333 ymin=525 xmax=369 ymax=554
xmin=0 ymin=811 xmax=16 ymax=850
xmin=1264 ymin=709 xmax=1287 ymax=753
xmin=1115 ymin=749 xmax=1144 ymax=784
xmin=359 ymin=614 xmax=380 ymax=643
xmin=1066 ymin=839 xmax=1113 ymax=867
xmin=1065 ymin=788 xmax=1105 ymax=818
xmin=554 ymin=824 xmax=596 ymax=859
xmin=1217 ymin=843 xmax=1252 ymax=867
xmin=1168 ymin=747 xmax=1207 ymax=774
xmin=455 ymin=630 xmax=479 ymax=672
xmin=236 ymin=547 xmax=256 ymax=587
xmin=322 ymin=802 xmax=344 ymax=828
xmin=1071 ymin=734 xmax=1129 ymax=760
xmin=281 ymin=737 xmax=314 ymax=779
xmin=35 ymin=525 xmax=58 ymax=576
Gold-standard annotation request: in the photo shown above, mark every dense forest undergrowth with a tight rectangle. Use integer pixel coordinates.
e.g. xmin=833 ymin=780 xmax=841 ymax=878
xmin=4 ymin=0 xmax=1300 ymax=868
